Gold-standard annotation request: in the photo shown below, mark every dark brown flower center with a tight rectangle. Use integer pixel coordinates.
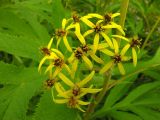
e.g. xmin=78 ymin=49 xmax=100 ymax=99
xmin=41 ymin=47 xmax=51 ymax=56
xmin=67 ymin=96 xmax=78 ymax=108
xmin=72 ymin=14 xmax=80 ymax=23
xmin=45 ymin=79 xmax=56 ymax=88
xmin=75 ymin=48 xmax=83 ymax=59
xmin=81 ymin=45 xmax=89 ymax=53
xmin=104 ymin=14 xmax=112 ymax=24
xmin=55 ymin=29 xmax=66 ymax=37
xmin=130 ymin=39 xmax=141 ymax=47
xmin=94 ymin=25 xmax=104 ymax=33
xmin=54 ymin=58 xmax=64 ymax=67
xmin=113 ymin=54 xmax=121 ymax=63
xmin=72 ymin=85 xmax=80 ymax=96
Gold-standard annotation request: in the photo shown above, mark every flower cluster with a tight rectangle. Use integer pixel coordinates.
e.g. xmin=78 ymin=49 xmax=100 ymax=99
xmin=38 ymin=12 xmax=141 ymax=112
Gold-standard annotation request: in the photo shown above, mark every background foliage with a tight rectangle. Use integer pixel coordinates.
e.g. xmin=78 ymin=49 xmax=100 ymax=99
xmin=0 ymin=0 xmax=160 ymax=120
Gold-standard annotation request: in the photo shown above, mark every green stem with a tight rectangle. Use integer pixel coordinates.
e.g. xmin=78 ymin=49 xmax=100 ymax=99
xmin=83 ymin=71 xmax=112 ymax=120
xmin=141 ymin=17 xmax=160 ymax=50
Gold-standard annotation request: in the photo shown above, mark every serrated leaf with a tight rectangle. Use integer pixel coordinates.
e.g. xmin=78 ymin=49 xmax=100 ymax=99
xmin=34 ymin=91 xmax=78 ymax=120
xmin=0 ymin=62 xmax=45 ymax=120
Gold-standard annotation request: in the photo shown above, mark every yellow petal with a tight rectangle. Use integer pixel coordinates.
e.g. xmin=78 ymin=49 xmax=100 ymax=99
xmin=93 ymin=33 xmax=99 ymax=53
xmin=87 ymin=13 xmax=103 ymax=19
xmin=117 ymin=62 xmax=125 ymax=75
xmin=75 ymin=23 xmax=80 ymax=33
xmin=71 ymin=59 xmax=79 ymax=79
xmin=111 ymin=13 xmax=120 ymax=18
xmin=76 ymin=105 xmax=85 ymax=112
xmin=53 ymin=67 xmax=62 ymax=78
xmin=100 ymin=49 xmax=114 ymax=56
xmin=54 ymin=83 xmax=69 ymax=98
xmin=122 ymin=56 xmax=131 ymax=61
xmin=53 ymin=99 xmax=68 ymax=104
xmin=77 ymin=71 xmax=95 ymax=87
xmin=78 ymin=100 xmax=90 ymax=105
xmin=56 ymin=38 xmax=61 ymax=49
xmin=63 ymin=36 xmax=72 ymax=52
xmin=51 ymin=48 xmax=64 ymax=59
xmin=66 ymin=23 xmax=75 ymax=30
xmin=75 ymin=31 xmax=86 ymax=45
xmin=100 ymin=32 xmax=114 ymax=48
xmin=64 ymin=64 xmax=72 ymax=74
xmin=99 ymin=60 xmax=113 ymax=74
xmin=81 ymin=88 xmax=102 ymax=94
xmin=38 ymin=56 xmax=48 ymax=72
xmin=112 ymin=38 xmax=119 ymax=54
xmin=132 ymin=48 xmax=137 ymax=66
xmin=120 ymin=44 xmax=130 ymax=56
xmin=62 ymin=18 xmax=67 ymax=29
xmin=68 ymin=53 xmax=75 ymax=63
xmin=112 ymin=35 xmax=129 ymax=42
xmin=89 ymin=52 xmax=104 ymax=64
xmin=80 ymin=17 xmax=95 ymax=28
xmin=45 ymin=63 xmax=54 ymax=74
xmin=98 ymin=43 xmax=109 ymax=49
xmin=47 ymin=37 xmax=54 ymax=49
xmin=83 ymin=29 xmax=94 ymax=37
xmin=82 ymin=55 xmax=93 ymax=69
xmin=110 ymin=22 xmax=125 ymax=35
xmin=58 ymin=72 xmax=74 ymax=87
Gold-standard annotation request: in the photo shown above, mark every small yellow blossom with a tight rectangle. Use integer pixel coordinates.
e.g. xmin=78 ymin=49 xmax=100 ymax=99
xmin=52 ymin=71 xmax=101 ymax=112
xmin=99 ymin=38 xmax=130 ymax=75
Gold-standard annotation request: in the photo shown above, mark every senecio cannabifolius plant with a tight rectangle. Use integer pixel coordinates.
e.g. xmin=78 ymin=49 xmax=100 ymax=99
xmin=38 ymin=12 xmax=141 ymax=112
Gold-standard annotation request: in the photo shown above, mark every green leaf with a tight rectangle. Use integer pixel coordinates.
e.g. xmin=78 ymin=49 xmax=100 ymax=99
xmin=0 ymin=62 xmax=45 ymax=120
xmin=34 ymin=91 xmax=78 ymax=120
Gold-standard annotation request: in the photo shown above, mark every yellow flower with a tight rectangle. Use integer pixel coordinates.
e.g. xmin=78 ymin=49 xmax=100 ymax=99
xmin=99 ymin=38 xmax=130 ymax=75
xmin=113 ymin=35 xmax=141 ymax=66
xmin=83 ymin=20 xmax=124 ymax=53
xmin=45 ymin=48 xmax=71 ymax=78
xmin=38 ymin=37 xmax=57 ymax=74
xmin=55 ymin=18 xmax=72 ymax=52
xmin=52 ymin=71 xmax=102 ymax=112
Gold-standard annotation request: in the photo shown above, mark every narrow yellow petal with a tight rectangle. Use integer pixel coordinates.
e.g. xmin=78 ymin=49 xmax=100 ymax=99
xmin=47 ymin=37 xmax=54 ymax=49
xmin=62 ymin=18 xmax=67 ymax=29
xmin=93 ymin=33 xmax=99 ymax=53
xmin=45 ymin=63 xmax=54 ymax=74
xmin=111 ymin=13 xmax=120 ymax=18
xmin=110 ymin=22 xmax=125 ymax=35
xmin=80 ymin=17 xmax=95 ymax=28
xmin=77 ymin=71 xmax=95 ymax=87
xmin=75 ymin=23 xmax=80 ymax=33
xmin=58 ymin=72 xmax=74 ymax=87
xmin=98 ymin=43 xmax=109 ymax=49
xmin=78 ymin=100 xmax=90 ymax=105
xmin=68 ymin=53 xmax=75 ymax=63
xmin=83 ymin=29 xmax=94 ymax=37
xmin=54 ymin=99 xmax=68 ymax=104
xmin=71 ymin=59 xmax=79 ymax=79
xmin=112 ymin=35 xmax=129 ymax=42
xmin=63 ymin=36 xmax=72 ymax=52
xmin=75 ymin=31 xmax=86 ymax=45
xmin=76 ymin=105 xmax=85 ymax=112
xmin=100 ymin=49 xmax=114 ymax=56
xmin=56 ymin=38 xmax=61 ymax=49
xmin=81 ymin=88 xmax=102 ymax=94
xmin=122 ymin=56 xmax=131 ymax=61
xmin=112 ymin=38 xmax=119 ymax=54
xmin=89 ymin=52 xmax=104 ymax=64
xmin=99 ymin=60 xmax=113 ymax=74
xmin=54 ymin=83 xmax=69 ymax=98
xmin=64 ymin=64 xmax=72 ymax=74
xmin=66 ymin=23 xmax=75 ymax=30
xmin=38 ymin=56 xmax=48 ymax=72
xmin=82 ymin=55 xmax=93 ymax=69
xmin=53 ymin=67 xmax=62 ymax=78
xmin=51 ymin=48 xmax=64 ymax=59
xmin=132 ymin=48 xmax=137 ymax=66
xmin=100 ymin=32 xmax=114 ymax=48
xmin=117 ymin=62 xmax=125 ymax=75
xmin=87 ymin=13 xmax=103 ymax=19
xmin=120 ymin=44 xmax=130 ymax=56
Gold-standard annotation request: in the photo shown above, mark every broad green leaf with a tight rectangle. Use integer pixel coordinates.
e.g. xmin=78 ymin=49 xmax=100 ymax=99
xmin=34 ymin=91 xmax=78 ymax=120
xmin=0 ymin=62 xmax=45 ymax=120
xmin=143 ymin=70 xmax=160 ymax=81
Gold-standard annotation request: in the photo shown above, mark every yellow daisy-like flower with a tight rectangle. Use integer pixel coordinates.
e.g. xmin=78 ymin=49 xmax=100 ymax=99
xmin=45 ymin=48 xmax=71 ymax=78
xmin=83 ymin=20 xmax=124 ymax=53
xmin=38 ymin=37 xmax=57 ymax=73
xmin=99 ymin=38 xmax=130 ymax=75
xmin=52 ymin=71 xmax=101 ymax=112
xmin=55 ymin=18 xmax=73 ymax=52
